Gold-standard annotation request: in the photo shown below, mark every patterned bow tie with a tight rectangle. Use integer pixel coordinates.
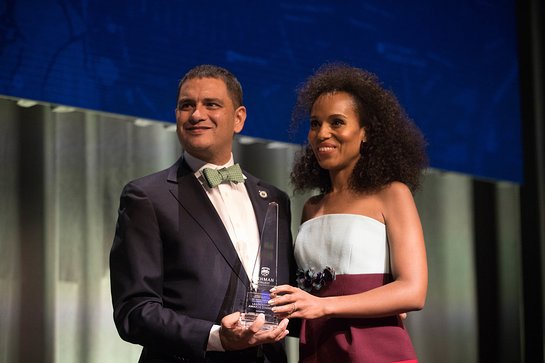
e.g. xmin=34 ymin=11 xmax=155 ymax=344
xmin=202 ymin=163 xmax=245 ymax=188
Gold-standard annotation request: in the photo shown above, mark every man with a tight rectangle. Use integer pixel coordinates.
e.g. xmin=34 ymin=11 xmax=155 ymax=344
xmin=110 ymin=65 xmax=296 ymax=362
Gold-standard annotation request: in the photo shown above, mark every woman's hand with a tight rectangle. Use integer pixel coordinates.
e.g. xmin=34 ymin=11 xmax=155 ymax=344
xmin=270 ymin=285 xmax=410 ymax=321
xmin=269 ymin=285 xmax=327 ymax=320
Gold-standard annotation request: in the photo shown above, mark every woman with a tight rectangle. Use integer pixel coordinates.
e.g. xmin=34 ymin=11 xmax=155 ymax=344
xmin=270 ymin=63 xmax=428 ymax=363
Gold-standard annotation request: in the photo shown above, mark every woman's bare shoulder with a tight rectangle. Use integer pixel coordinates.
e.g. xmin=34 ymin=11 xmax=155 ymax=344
xmin=301 ymin=194 xmax=324 ymax=222
xmin=378 ymin=181 xmax=413 ymax=202
xmin=377 ymin=181 xmax=418 ymax=221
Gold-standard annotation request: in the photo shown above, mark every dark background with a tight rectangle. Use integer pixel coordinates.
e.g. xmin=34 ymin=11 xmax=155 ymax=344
xmin=0 ymin=0 xmax=522 ymax=182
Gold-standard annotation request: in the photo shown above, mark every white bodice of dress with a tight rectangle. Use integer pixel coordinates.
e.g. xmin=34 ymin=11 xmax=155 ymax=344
xmin=294 ymin=214 xmax=390 ymax=275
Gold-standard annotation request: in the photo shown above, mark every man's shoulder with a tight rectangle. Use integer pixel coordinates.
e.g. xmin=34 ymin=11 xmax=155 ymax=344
xmin=125 ymin=162 xmax=178 ymax=190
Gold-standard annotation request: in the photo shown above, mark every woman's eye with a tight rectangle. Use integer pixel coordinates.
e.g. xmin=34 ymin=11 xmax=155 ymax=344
xmin=332 ymin=118 xmax=344 ymax=126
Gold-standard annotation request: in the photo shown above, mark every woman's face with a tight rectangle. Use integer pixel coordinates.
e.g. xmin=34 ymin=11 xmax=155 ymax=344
xmin=308 ymin=92 xmax=366 ymax=173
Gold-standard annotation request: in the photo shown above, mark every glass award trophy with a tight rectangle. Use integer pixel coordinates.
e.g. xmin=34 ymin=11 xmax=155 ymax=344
xmin=240 ymin=202 xmax=279 ymax=330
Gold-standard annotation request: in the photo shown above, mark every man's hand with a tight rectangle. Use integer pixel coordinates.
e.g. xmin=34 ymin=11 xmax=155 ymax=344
xmin=219 ymin=312 xmax=289 ymax=351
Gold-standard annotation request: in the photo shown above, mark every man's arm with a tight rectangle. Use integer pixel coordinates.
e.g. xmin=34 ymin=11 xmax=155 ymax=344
xmin=110 ymin=181 xmax=212 ymax=360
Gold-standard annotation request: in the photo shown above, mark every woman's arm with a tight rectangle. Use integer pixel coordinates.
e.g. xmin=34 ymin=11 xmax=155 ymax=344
xmin=271 ymin=182 xmax=427 ymax=319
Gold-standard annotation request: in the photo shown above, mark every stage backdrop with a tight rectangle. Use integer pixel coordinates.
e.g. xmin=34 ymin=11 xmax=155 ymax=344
xmin=0 ymin=0 xmax=522 ymax=182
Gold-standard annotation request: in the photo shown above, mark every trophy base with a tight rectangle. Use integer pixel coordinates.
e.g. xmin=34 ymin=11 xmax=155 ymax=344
xmin=240 ymin=312 xmax=278 ymax=331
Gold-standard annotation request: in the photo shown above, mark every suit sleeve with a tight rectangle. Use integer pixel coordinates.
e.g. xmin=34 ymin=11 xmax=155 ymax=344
xmin=109 ymin=181 xmax=212 ymax=360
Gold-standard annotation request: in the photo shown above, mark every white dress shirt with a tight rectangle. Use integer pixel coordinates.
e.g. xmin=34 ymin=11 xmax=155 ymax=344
xmin=184 ymin=152 xmax=261 ymax=351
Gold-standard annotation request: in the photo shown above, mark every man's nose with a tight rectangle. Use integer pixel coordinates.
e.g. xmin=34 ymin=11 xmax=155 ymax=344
xmin=190 ymin=104 xmax=206 ymax=121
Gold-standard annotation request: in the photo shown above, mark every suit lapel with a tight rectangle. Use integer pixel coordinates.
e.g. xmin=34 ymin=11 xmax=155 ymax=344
xmin=244 ymin=174 xmax=273 ymax=239
xmin=167 ymin=158 xmax=249 ymax=287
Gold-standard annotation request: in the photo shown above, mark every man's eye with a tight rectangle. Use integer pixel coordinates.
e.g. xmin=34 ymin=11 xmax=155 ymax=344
xmin=309 ymin=120 xmax=319 ymax=128
xmin=177 ymin=103 xmax=193 ymax=110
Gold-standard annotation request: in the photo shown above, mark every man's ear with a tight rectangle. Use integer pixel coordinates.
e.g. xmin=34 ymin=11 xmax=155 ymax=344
xmin=233 ymin=106 xmax=247 ymax=134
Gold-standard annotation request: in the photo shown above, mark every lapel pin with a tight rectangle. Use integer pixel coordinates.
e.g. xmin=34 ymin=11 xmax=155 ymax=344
xmin=258 ymin=190 xmax=268 ymax=199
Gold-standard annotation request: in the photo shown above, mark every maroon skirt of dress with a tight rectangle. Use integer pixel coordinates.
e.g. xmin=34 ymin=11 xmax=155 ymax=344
xmin=299 ymin=274 xmax=418 ymax=363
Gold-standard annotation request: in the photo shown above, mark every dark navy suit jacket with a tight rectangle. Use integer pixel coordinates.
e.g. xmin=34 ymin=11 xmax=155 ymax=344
xmin=110 ymin=157 xmax=296 ymax=362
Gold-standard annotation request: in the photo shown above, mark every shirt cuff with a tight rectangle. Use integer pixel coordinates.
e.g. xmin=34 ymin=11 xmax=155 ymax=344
xmin=207 ymin=324 xmax=225 ymax=351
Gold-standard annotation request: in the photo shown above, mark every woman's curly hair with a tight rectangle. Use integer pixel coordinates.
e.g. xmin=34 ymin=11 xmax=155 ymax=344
xmin=290 ymin=63 xmax=428 ymax=194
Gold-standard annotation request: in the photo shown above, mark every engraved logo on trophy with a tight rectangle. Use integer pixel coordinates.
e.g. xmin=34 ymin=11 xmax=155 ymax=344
xmin=240 ymin=202 xmax=279 ymax=330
